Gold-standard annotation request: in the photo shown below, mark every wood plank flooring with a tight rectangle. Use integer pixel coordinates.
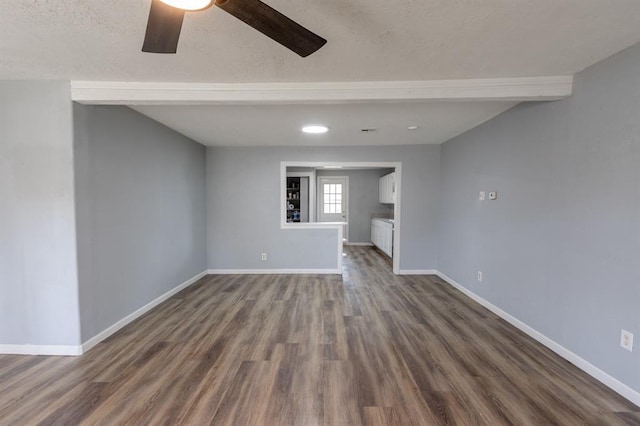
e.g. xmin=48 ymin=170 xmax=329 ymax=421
xmin=1 ymin=246 xmax=639 ymax=425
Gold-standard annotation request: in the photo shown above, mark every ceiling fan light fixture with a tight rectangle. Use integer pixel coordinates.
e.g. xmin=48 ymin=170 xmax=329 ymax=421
xmin=145 ymin=0 xmax=326 ymax=55
xmin=302 ymin=125 xmax=329 ymax=134
xmin=159 ymin=0 xmax=213 ymax=11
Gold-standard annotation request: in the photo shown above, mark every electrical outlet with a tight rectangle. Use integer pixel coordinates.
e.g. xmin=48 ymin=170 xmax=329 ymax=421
xmin=489 ymin=191 xmax=498 ymax=200
xmin=479 ymin=191 xmax=486 ymax=201
xmin=261 ymin=253 xmax=267 ymax=261
xmin=477 ymin=271 xmax=483 ymax=282
xmin=621 ymin=329 xmax=634 ymax=352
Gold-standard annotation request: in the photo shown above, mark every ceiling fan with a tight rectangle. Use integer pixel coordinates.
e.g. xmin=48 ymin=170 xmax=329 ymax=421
xmin=142 ymin=0 xmax=326 ymax=57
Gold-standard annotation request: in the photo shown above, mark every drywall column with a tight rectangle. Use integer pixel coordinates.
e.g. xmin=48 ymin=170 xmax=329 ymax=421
xmin=0 ymin=81 xmax=81 ymax=350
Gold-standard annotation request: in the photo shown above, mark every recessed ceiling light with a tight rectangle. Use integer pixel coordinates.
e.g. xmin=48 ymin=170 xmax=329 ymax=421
xmin=302 ymin=125 xmax=329 ymax=134
xmin=159 ymin=0 xmax=213 ymax=11
xmin=408 ymin=125 xmax=419 ymax=130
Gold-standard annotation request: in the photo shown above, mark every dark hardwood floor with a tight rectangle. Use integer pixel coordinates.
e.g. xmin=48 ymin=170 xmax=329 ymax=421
xmin=1 ymin=246 xmax=638 ymax=425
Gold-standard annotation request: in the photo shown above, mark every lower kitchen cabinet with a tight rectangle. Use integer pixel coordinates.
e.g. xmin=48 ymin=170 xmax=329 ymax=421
xmin=371 ymin=219 xmax=393 ymax=257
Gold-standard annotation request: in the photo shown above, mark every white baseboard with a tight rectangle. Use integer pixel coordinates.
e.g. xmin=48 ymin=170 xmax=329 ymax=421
xmin=81 ymin=270 xmax=208 ymax=353
xmin=434 ymin=270 xmax=640 ymax=407
xmin=207 ymin=269 xmax=340 ymax=275
xmin=0 ymin=271 xmax=208 ymax=357
xmin=0 ymin=344 xmax=82 ymax=356
xmin=346 ymin=242 xmax=374 ymax=246
xmin=398 ymin=269 xmax=437 ymax=275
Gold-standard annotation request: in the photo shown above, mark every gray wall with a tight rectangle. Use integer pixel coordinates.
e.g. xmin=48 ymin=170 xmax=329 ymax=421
xmin=316 ymin=169 xmax=393 ymax=243
xmin=0 ymin=81 xmax=81 ymax=346
xmin=207 ymin=145 xmax=440 ymax=271
xmin=74 ymin=105 xmax=207 ymax=342
xmin=439 ymin=43 xmax=640 ymax=392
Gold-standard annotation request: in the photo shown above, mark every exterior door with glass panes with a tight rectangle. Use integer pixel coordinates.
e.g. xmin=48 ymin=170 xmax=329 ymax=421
xmin=317 ymin=177 xmax=348 ymax=241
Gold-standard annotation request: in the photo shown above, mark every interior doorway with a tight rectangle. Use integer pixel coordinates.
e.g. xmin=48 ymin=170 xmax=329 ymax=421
xmin=281 ymin=161 xmax=402 ymax=275
xmin=317 ymin=176 xmax=349 ymax=241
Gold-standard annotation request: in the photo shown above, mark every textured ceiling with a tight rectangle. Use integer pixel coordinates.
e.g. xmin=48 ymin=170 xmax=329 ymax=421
xmin=3 ymin=1 xmax=639 ymax=147
xmin=131 ymin=102 xmax=517 ymax=146
xmin=1 ymin=0 xmax=640 ymax=82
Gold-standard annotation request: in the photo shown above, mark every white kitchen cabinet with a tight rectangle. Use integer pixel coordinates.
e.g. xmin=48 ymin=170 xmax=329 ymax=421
xmin=371 ymin=223 xmax=378 ymax=249
xmin=378 ymin=172 xmax=396 ymax=204
xmin=371 ymin=219 xmax=393 ymax=258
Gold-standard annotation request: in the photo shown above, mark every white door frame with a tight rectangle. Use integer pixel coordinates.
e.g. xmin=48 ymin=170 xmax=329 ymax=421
xmin=281 ymin=161 xmax=402 ymax=275
xmin=317 ymin=176 xmax=349 ymax=242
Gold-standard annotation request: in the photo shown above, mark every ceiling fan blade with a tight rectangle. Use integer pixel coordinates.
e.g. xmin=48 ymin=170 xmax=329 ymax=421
xmin=142 ymin=0 xmax=186 ymax=54
xmin=215 ymin=0 xmax=326 ymax=57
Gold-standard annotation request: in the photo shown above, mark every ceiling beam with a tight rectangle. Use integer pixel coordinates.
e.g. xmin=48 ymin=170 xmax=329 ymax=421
xmin=71 ymin=76 xmax=573 ymax=105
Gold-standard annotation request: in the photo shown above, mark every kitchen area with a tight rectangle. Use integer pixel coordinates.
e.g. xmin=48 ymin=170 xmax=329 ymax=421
xmin=286 ymin=165 xmax=397 ymax=263
xmin=370 ymin=170 xmax=395 ymax=258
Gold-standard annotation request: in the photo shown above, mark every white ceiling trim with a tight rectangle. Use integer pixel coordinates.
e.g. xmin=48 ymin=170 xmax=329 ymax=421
xmin=71 ymin=76 xmax=573 ymax=105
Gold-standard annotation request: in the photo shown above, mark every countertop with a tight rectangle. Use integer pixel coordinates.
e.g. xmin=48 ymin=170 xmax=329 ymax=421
xmin=372 ymin=218 xmax=395 ymax=227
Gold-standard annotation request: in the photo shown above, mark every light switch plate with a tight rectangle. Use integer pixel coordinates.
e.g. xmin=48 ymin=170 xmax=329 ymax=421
xmin=479 ymin=191 xmax=486 ymax=201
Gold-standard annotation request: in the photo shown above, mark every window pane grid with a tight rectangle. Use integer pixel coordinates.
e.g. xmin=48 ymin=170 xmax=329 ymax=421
xmin=323 ymin=183 xmax=343 ymax=214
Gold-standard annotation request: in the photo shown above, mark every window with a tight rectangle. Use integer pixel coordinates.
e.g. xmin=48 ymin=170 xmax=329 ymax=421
xmin=323 ymin=183 xmax=342 ymax=214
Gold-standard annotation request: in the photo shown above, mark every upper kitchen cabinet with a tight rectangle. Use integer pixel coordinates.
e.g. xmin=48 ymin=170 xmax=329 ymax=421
xmin=379 ymin=172 xmax=396 ymax=204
